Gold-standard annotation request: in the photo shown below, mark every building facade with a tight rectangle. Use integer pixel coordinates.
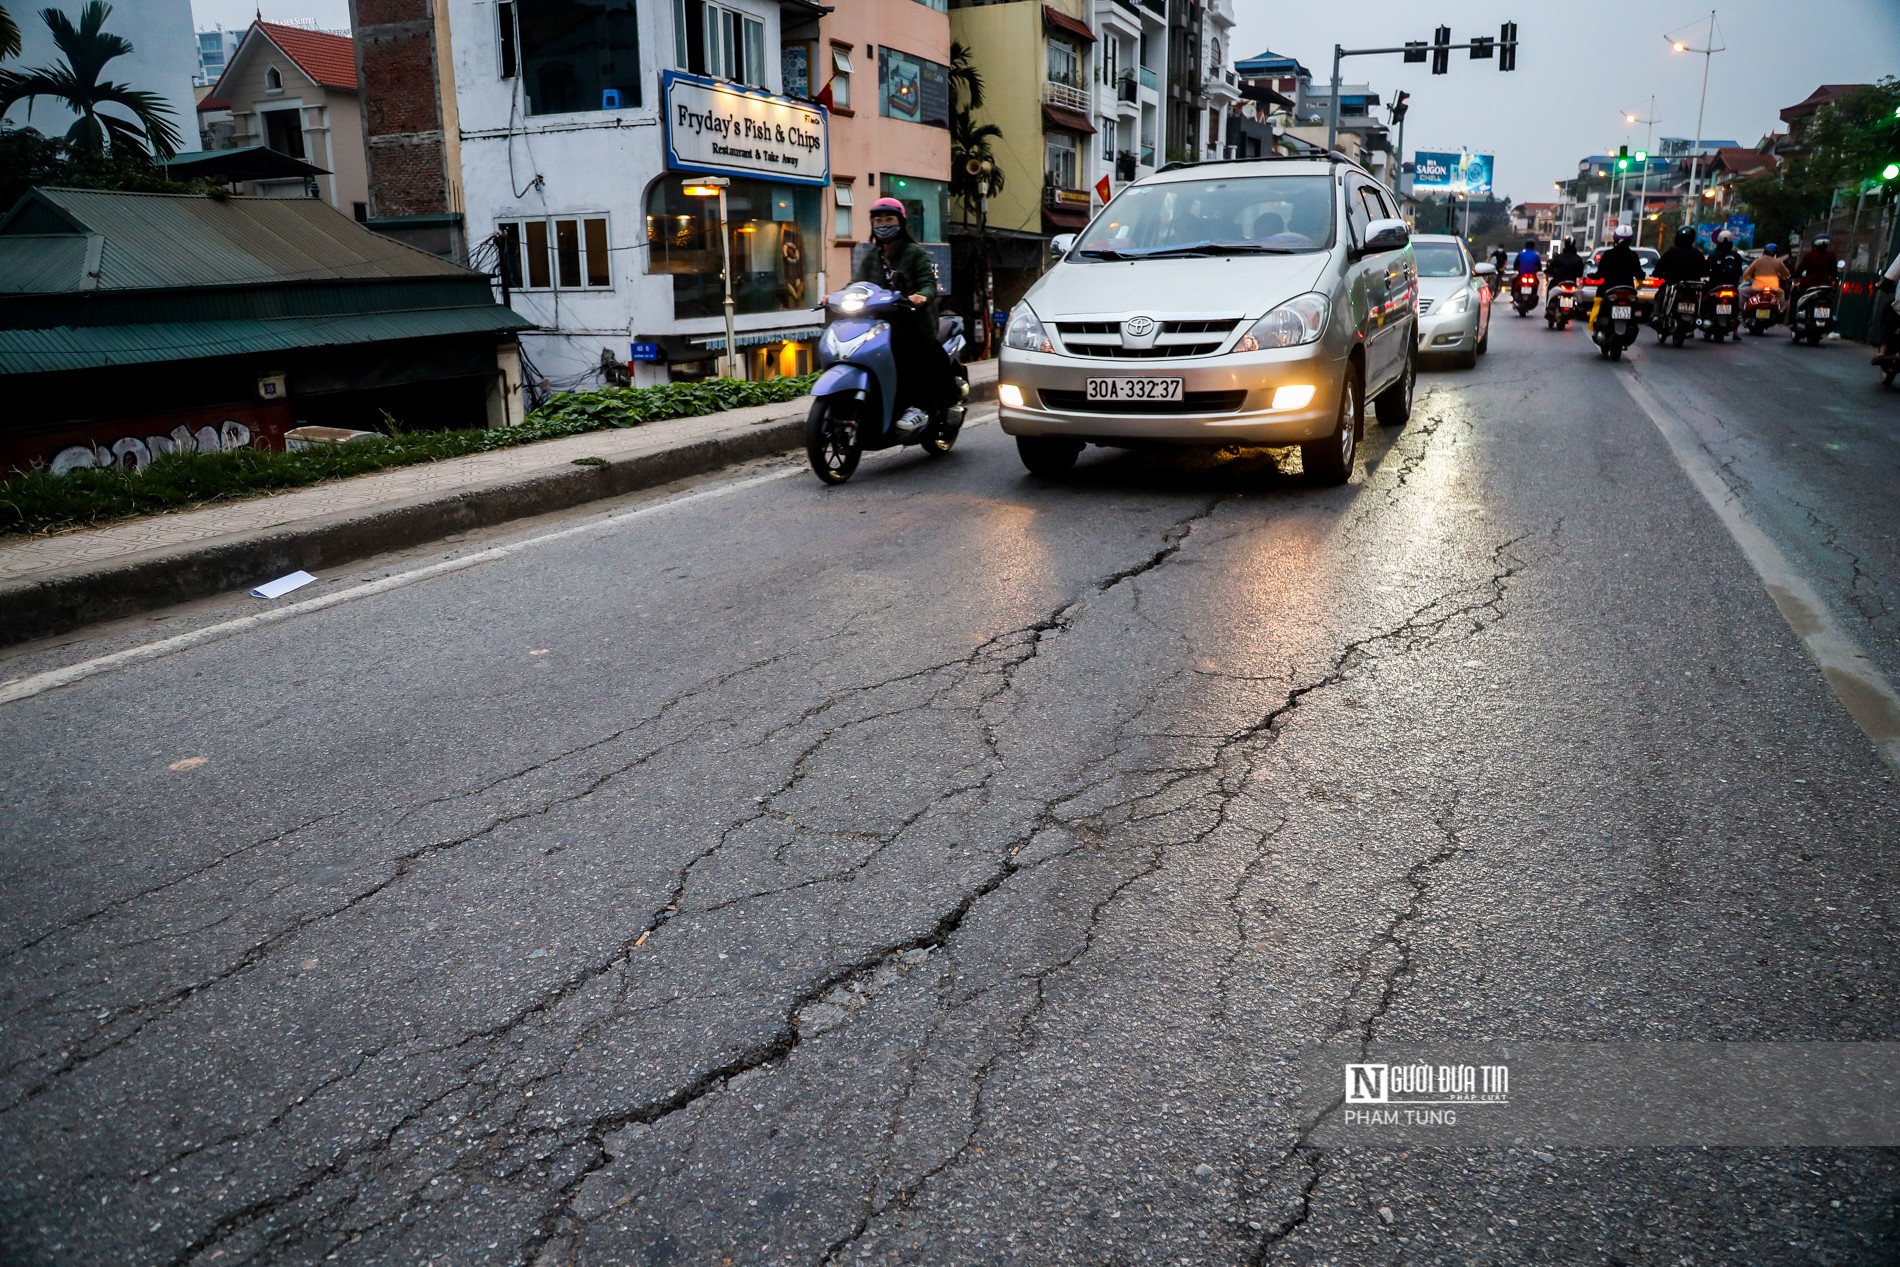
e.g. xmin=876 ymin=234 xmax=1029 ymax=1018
xmin=350 ymin=0 xmax=468 ymax=259
xmin=206 ymin=23 xmax=369 ymax=214
xmin=195 ymin=27 xmax=244 ymax=86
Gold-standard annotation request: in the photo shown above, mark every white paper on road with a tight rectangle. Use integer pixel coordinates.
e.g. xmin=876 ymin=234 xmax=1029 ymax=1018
xmin=250 ymin=571 xmax=318 ymax=600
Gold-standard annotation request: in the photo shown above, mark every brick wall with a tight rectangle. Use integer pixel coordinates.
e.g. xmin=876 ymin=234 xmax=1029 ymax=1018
xmin=349 ymin=0 xmax=449 ymax=218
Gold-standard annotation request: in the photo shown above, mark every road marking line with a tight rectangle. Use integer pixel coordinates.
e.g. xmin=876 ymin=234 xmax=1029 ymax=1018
xmin=1619 ymin=369 xmax=1900 ymax=772
xmin=0 ymin=465 xmax=802 ymax=707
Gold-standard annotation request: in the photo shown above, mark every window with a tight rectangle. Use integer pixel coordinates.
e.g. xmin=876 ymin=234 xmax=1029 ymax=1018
xmin=1046 ymin=132 xmax=1077 ymax=189
xmin=645 ymin=176 xmax=821 ymax=318
xmin=782 ymin=41 xmax=813 ymax=98
xmin=1046 ymin=39 xmax=1079 ymax=88
xmin=500 ymin=215 xmax=614 ymax=290
xmin=879 ymin=173 xmax=947 ymax=242
xmin=878 ymin=47 xmax=948 ymax=126
xmin=517 ymin=0 xmax=640 ymax=115
xmin=833 ymin=183 xmax=853 ymax=240
xmin=497 ymin=1 xmax=517 ymax=77
xmin=676 ymin=0 xmax=766 ymax=87
xmin=262 ymin=108 xmax=304 ymax=158
xmin=829 ymin=47 xmax=852 ymax=108
xmin=264 ymin=65 xmax=282 ymax=90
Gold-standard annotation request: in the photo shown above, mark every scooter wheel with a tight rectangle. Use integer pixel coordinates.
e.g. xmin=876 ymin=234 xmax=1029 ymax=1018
xmin=1610 ymin=345 xmax=1623 ymax=361
xmin=806 ymin=399 xmax=861 ymax=484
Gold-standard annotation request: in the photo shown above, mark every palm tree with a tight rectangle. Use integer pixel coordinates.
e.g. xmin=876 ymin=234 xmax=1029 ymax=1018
xmin=1 ymin=5 xmax=22 ymax=60
xmin=0 ymin=2 xmax=181 ymax=159
xmin=948 ymin=41 xmax=1004 ymax=222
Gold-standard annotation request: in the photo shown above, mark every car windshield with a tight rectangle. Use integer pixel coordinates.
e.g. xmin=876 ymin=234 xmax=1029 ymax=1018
xmin=1072 ymin=174 xmax=1335 ymax=258
xmin=1413 ymin=242 xmax=1468 ymax=278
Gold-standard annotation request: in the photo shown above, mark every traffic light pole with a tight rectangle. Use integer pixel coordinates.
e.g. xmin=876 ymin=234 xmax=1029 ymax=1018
xmin=1326 ymin=26 xmax=1518 ymax=153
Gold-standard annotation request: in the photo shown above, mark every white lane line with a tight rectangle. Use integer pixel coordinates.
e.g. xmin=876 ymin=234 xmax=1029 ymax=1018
xmin=0 ymin=465 xmax=803 ymax=707
xmin=1618 ymin=368 xmax=1900 ymax=772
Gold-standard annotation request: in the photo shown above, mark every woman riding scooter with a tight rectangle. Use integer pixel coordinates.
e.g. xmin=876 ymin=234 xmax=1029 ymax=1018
xmin=856 ymin=197 xmax=954 ymax=430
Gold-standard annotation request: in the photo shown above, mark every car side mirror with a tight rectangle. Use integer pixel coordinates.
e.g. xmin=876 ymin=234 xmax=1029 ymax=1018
xmin=1050 ymin=234 xmax=1075 ymax=256
xmin=1473 ymin=262 xmax=1497 ymax=276
xmin=1363 ymin=218 xmax=1409 ymax=254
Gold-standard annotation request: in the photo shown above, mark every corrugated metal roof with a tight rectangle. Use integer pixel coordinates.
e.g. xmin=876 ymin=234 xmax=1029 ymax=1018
xmin=0 ymin=237 xmax=89 ymax=294
xmin=0 ymin=307 xmax=533 ymax=376
xmin=0 ymin=188 xmax=474 ymax=295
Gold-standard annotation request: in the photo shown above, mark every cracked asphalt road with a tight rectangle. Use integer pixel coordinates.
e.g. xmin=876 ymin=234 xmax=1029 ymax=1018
xmin=2 ymin=313 xmax=1897 ymax=1266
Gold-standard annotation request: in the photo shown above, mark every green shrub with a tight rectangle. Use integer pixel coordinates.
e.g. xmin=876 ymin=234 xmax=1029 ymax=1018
xmin=0 ymin=374 xmax=816 ymax=536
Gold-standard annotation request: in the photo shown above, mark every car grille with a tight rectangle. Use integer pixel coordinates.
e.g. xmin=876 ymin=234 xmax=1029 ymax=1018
xmin=1052 ymin=319 xmax=1242 ymax=359
xmin=1038 ymin=389 xmax=1249 ymax=414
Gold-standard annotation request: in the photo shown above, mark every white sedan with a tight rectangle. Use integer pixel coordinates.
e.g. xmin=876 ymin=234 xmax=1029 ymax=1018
xmin=1411 ymin=234 xmax=1492 ymax=369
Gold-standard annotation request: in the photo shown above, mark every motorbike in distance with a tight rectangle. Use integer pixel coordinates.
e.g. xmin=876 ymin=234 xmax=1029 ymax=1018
xmin=805 ymin=281 xmax=969 ymax=484
xmin=1512 ymin=272 xmax=1540 ymax=316
xmin=1654 ymin=280 xmax=1704 ymax=348
xmin=1700 ymin=283 xmax=1742 ymax=341
xmin=1593 ymin=284 xmax=1642 ymax=360
xmin=1545 ymin=279 xmax=1580 ymax=329
xmin=1742 ymin=283 xmax=1783 ymax=335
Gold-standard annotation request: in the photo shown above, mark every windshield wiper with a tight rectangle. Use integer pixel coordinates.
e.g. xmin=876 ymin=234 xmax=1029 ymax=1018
xmin=1129 ymin=242 xmax=1306 ymax=259
xmin=1073 ymin=248 xmax=1138 ymax=260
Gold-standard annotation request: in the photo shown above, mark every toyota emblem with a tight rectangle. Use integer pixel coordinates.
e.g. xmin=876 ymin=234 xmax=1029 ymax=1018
xmin=1123 ymin=316 xmax=1157 ymax=337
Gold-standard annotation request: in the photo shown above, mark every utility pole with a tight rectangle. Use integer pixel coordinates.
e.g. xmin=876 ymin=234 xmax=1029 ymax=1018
xmin=1625 ymin=97 xmax=1658 ymax=246
xmin=1670 ymin=11 xmax=1723 ymax=220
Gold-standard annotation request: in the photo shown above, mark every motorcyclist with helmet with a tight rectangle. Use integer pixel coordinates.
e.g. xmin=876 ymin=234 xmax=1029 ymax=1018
xmin=1548 ymin=238 xmax=1587 ymax=285
xmin=1742 ymin=243 xmax=1789 ymax=293
xmin=855 ymin=196 xmax=954 ymax=429
xmin=1706 ymin=230 xmax=1745 ymax=286
xmin=1513 ymin=238 xmax=1544 ymax=301
xmin=1651 ymin=226 xmax=1707 ymax=338
xmin=1790 ymin=235 xmax=1840 ymax=292
xmin=1589 ymin=225 xmax=1647 ymax=329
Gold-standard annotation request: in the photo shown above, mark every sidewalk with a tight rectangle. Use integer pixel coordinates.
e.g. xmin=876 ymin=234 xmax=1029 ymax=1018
xmin=0 ymin=360 xmax=1000 ymax=645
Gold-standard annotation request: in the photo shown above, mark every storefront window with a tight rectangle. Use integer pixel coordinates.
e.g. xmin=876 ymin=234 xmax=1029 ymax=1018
xmin=646 ymin=176 xmax=822 ymax=318
xmin=879 ymin=173 xmax=949 ymax=243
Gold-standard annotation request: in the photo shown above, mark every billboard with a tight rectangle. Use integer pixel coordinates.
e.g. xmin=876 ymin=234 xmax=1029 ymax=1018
xmin=1413 ymin=151 xmax=1495 ymax=196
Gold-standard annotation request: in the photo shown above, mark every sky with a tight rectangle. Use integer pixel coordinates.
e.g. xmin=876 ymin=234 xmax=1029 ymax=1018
xmin=193 ymin=0 xmax=1900 ymax=204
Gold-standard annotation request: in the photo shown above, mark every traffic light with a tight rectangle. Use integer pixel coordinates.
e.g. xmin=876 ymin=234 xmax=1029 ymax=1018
xmin=1390 ymin=90 xmax=1410 ymax=123
xmin=1499 ymin=22 xmax=1518 ymax=72
xmin=1635 ymin=149 xmax=1648 ymax=163
xmin=1617 ymin=144 xmax=1629 ymax=171
xmin=1431 ymin=26 xmax=1451 ymax=75
xmin=1470 ymin=35 xmax=1494 ymax=60
xmin=1886 ymin=162 xmax=1900 ymax=181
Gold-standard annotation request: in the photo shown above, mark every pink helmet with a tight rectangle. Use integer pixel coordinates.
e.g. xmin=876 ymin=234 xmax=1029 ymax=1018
xmin=868 ymin=196 xmax=907 ymax=218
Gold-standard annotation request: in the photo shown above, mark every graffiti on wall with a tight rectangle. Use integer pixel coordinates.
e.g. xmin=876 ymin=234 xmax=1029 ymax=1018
xmin=50 ymin=421 xmax=256 ymax=475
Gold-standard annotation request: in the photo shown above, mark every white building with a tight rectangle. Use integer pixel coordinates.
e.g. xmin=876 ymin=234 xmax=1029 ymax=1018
xmin=1086 ymin=0 xmax=1164 ymax=202
xmin=195 ymin=26 xmax=243 ymax=86
xmin=3 ymin=0 xmax=197 ymax=154
xmin=444 ymin=0 xmax=833 ymax=388
xmin=1197 ymin=0 xmax=1236 ymax=160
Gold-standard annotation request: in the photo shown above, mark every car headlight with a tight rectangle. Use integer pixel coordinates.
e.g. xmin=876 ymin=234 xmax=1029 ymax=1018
xmin=823 ymin=322 xmax=887 ymax=358
xmin=1002 ymin=307 xmax=1053 ymax=353
xmin=1235 ymin=293 xmax=1329 ymax=352
xmin=1443 ymin=287 xmax=1471 ymax=315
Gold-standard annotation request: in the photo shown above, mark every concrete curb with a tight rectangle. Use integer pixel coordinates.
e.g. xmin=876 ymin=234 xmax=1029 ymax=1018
xmin=0 ymin=380 xmax=998 ymax=648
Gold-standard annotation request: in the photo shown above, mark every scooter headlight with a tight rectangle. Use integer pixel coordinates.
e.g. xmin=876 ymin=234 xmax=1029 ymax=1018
xmin=823 ymin=322 xmax=887 ymax=358
xmin=1236 ymin=292 xmax=1330 ymax=351
xmin=1002 ymin=307 xmax=1053 ymax=353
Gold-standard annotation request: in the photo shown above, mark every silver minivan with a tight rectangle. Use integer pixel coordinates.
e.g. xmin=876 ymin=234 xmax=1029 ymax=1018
xmin=997 ymin=156 xmax=1416 ymax=484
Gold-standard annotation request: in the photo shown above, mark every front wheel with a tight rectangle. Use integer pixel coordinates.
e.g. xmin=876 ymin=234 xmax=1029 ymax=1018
xmin=1300 ymin=370 xmax=1358 ymax=485
xmin=806 ymin=398 xmax=861 ymax=484
xmin=1017 ymin=435 xmax=1082 ymax=477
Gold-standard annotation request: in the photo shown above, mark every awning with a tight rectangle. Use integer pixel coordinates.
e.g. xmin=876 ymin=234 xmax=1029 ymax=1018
xmin=1042 ymin=5 xmax=1097 ymax=43
xmin=1043 ymin=205 xmax=1091 ymax=233
xmin=0 ymin=305 xmax=530 ymax=376
xmin=160 ymin=145 xmax=331 ymax=183
xmin=692 ymin=326 xmax=823 ymax=351
xmin=1043 ymin=103 xmax=1096 ymax=135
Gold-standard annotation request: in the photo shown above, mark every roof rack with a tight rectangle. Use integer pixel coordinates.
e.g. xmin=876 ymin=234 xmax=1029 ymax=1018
xmin=1156 ymin=150 xmax=1365 ymax=174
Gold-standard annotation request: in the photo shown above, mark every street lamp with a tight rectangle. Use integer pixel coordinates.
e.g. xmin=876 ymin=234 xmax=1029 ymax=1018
xmin=682 ymin=177 xmax=738 ymax=380
xmin=1667 ymin=11 xmax=1724 ymax=219
xmin=1622 ymin=98 xmax=1659 ymax=245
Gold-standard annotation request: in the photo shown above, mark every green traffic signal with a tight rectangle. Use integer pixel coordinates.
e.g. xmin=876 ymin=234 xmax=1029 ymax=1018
xmin=1635 ymin=150 xmax=1648 ymax=162
xmin=1886 ymin=162 xmax=1900 ymax=181
xmin=1617 ymin=158 xmax=1629 ymax=170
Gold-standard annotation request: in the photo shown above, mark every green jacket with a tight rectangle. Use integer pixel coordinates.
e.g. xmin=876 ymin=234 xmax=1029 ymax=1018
xmin=856 ymin=239 xmax=939 ymax=338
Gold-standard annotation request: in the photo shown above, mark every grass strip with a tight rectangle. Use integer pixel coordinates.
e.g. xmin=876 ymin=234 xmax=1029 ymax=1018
xmin=0 ymin=374 xmax=816 ymax=537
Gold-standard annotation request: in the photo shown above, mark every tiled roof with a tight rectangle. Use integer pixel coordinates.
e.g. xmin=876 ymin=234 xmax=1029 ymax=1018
xmin=1710 ymin=148 xmax=1776 ymax=176
xmin=254 ymin=21 xmax=358 ymax=90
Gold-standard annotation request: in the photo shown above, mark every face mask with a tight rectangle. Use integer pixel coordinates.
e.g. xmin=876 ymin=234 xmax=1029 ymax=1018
xmin=872 ymin=223 xmax=902 ymax=242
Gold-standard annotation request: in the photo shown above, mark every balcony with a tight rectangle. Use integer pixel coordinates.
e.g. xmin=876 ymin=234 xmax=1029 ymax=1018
xmin=1138 ymin=66 xmax=1158 ymax=91
xmin=1117 ymin=74 xmax=1138 ymax=103
xmin=1044 ymin=77 xmax=1090 ymax=114
xmin=1139 ymin=143 xmax=1155 ymax=165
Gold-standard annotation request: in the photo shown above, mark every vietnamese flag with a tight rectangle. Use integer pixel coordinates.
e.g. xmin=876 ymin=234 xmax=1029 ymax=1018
xmin=1095 ymin=174 xmax=1112 ymax=205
